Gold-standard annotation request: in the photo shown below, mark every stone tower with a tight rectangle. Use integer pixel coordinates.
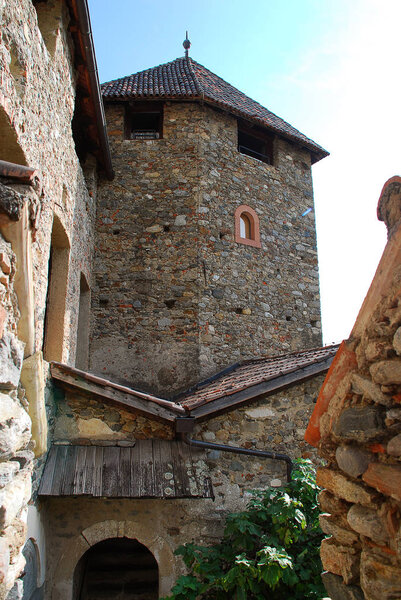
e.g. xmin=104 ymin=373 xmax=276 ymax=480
xmin=91 ymin=56 xmax=328 ymax=396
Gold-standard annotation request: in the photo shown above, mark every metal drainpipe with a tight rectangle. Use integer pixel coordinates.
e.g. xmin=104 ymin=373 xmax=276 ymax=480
xmin=181 ymin=433 xmax=292 ymax=482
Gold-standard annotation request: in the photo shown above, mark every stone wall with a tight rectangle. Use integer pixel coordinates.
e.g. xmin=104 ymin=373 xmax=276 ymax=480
xmin=53 ymin=390 xmax=174 ymax=443
xmin=91 ymin=100 xmax=321 ymax=396
xmin=52 ymin=374 xmax=323 ymax=489
xmin=194 ymin=376 xmax=324 ymax=500
xmin=0 ymin=224 xmax=32 ymax=600
xmin=305 ymin=178 xmax=401 ymax=600
xmin=0 ymin=1 xmax=100 ymax=597
xmin=42 ymin=373 xmax=324 ymax=598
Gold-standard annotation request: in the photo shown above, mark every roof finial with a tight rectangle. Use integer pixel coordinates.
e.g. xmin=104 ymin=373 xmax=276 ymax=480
xmin=183 ymin=31 xmax=191 ymax=59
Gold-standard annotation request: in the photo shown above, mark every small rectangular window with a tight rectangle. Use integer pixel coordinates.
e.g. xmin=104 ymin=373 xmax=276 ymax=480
xmin=125 ymin=103 xmax=163 ymax=140
xmin=238 ymin=121 xmax=274 ymax=165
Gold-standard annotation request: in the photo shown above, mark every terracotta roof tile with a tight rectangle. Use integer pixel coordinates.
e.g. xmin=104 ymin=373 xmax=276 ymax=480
xmin=102 ymin=57 xmax=328 ymax=161
xmin=179 ymin=345 xmax=339 ymax=411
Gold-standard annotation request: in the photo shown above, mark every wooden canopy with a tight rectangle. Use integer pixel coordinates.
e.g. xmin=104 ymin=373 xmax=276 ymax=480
xmin=38 ymin=441 xmax=214 ymax=499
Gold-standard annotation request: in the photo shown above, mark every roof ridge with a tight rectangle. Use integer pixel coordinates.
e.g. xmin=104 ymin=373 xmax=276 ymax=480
xmin=186 ymin=57 xmax=203 ymax=96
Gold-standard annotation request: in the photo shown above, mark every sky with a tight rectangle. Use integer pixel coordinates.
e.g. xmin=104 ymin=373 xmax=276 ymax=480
xmin=87 ymin=0 xmax=400 ymax=345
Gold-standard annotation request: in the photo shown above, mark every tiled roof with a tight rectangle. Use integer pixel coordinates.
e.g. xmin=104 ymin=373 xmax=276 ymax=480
xmin=178 ymin=345 xmax=339 ymax=412
xmin=101 ymin=57 xmax=328 ymax=162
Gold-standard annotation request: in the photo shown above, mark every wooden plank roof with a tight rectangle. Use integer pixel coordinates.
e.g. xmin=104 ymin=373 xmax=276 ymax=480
xmin=38 ymin=442 xmax=214 ymax=500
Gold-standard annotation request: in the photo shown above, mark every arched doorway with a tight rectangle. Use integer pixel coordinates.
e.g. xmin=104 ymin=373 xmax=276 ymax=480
xmin=73 ymin=538 xmax=159 ymax=600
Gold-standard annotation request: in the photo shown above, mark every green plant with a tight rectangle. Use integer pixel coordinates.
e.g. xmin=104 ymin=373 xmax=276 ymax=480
xmin=162 ymin=459 xmax=325 ymax=600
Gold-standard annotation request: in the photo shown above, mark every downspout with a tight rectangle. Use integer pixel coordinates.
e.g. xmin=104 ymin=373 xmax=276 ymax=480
xmin=180 ymin=432 xmax=293 ymax=482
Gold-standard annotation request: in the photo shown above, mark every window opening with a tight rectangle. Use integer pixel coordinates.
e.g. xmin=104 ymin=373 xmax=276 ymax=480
xmin=75 ymin=273 xmax=90 ymax=370
xmin=126 ymin=104 xmax=163 ymax=140
xmin=240 ymin=213 xmax=251 ymax=239
xmin=238 ymin=122 xmax=274 ymax=165
xmin=234 ymin=205 xmax=261 ymax=248
xmin=131 ymin=113 xmax=160 ymax=139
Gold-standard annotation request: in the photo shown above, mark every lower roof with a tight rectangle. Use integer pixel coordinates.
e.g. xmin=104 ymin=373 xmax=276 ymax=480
xmin=38 ymin=441 xmax=214 ymax=500
xmin=51 ymin=345 xmax=339 ymax=425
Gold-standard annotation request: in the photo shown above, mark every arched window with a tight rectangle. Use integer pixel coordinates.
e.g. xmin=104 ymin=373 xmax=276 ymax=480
xmin=234 ymin=205 xmax=261 ymax=248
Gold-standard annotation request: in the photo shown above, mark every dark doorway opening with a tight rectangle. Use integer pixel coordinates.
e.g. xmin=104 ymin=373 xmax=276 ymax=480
xmin=74 ymin=538 xmax=158 ymax=600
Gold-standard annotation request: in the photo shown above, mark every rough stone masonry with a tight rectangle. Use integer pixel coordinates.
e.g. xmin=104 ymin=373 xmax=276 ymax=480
xmin=91 ymin=100 xmax=322 ymax=396
xmin=305 ymin=176 xmax=401 ymax=600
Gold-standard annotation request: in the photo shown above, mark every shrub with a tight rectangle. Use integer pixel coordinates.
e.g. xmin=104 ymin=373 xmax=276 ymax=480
xmin=162 ymin=459 xmax=325 ymax=600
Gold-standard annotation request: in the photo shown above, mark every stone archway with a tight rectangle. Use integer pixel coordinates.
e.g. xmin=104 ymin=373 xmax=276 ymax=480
xmin=51 ymin=520 xmax=176 ymax=600
xmin=73 ymin=537 xmax=158 ymax=600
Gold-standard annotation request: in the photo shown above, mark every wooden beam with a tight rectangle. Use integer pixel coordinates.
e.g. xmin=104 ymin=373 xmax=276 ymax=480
xmin=0 ymin=160 xmax=38 ymax=184
xmin=51 ymin=364 xmax=183 ymax=423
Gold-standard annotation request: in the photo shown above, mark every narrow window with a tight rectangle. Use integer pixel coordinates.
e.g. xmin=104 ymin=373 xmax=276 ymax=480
xmin=238 ymin=121 xmax=274 ymax=165
xmin=75 ymin=273 xmax=90 ymax=370
xmin=43 ymin=215 xmax=70 ymax=362
xmin=125 ymin=103 xmax=163 ymax=140
xmin=240 ymin=213 xmax=251 ymax=239
xmin=234 ymin=205 xmax=261 ymax=248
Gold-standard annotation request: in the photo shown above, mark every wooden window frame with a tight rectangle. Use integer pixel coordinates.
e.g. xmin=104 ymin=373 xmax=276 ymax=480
xmin=234 ymin=205 xmax=261 ymax=248
xmin=124 ymin=102 xmax=164 ymax=140
xmin=238 ymin=121 xmax=274 ymax=165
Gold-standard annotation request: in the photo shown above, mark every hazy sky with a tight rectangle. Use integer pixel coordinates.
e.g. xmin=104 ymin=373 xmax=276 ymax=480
xmin=88 ymin=0 xmax=400 ymax=344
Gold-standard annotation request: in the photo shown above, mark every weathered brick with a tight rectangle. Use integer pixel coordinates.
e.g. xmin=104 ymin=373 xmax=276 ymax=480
xmin=317 ymin=468 xmax=377 ymax=506
xmin=0 ymin=537 xmax=9 ymax=585
xmin=361 ymin=551 xmax=401 ymax=599
xmin=0 ymin=334 xmax=24 ymax=390
xmin=387 ymin=433 xmax=401 ymax=456
xmin=320 ymin=513 xmax=359 ymax=545
xmin=393 ymin=327 xmax=401 ymax=356
xmin=321 ymin=572 xmax=364 ymax=600
xmin=362 ymin=463 xmax=401 ymax=501
xmin=0 ymin=252 xmax=11 ymax=275
xmin=351 ymin=373 xmax=391 ymax=405
xmin=319 ymin=489 xmax=351 ymax=515
xmin=320 ymin=537 xmax=360 ymax=584
xmin=0 ymin=306 xmax=6 ymax=339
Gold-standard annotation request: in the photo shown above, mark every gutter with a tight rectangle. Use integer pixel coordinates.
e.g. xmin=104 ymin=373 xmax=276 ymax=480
xmin=180 ymin=432 xmax=293 ymax=482
xmin=73 ymin=0 xmax=114 ymax=179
